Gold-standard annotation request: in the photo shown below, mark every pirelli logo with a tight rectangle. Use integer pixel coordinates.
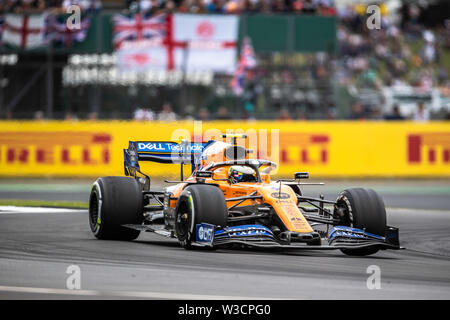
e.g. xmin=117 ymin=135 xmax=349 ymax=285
xmin=408 ymin=133 xmax=450 ymax=164
xmin=279 ymin=133 xmax=329 ymax=165
xmin=0 ymin=132 xmax=112 ymax=166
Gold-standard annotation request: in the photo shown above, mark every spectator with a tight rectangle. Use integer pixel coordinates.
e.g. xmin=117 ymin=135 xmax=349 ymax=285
xmin=164 ymin=0 xmax=176 ymax=13
xmin=271 ymin=0 xmax=286 ymax=13
xmin=183 ymin=104 xmax=195 ymax=120
xmin=317 ymin=0 xmax=335 ymax=16
xmin=64 ymin=112 xmax=78 ymax=121
xmin=61 ymin=0 xmax=101 ymax=12
xmin=188 ymin=0 xmax=207 ymax=14
xmin=47 ymin=1 xmax=64 ymax=13
xmin=158 ymin=102 xmax=177 ymax=121
xmin=384 ymin=104 xmax=405 ymax=121
xmin=215 ymin=106 xmax=231 ymax=120
xmin=277 ymin=108 xmax=292 ymax=121
xmin=0 ymin=0 xmax=17 ymax=13
xmin=177 ymin=0 xmax=189 ymax=13
xmin=34 ymin=110 xmax=44 ymax=120
xmin=198 ymin=107 xmax=210 ymax=121
xmin=348 ymin=102 xmax=365 ymax=120
xmin=422 ymin=30 xmax=437 ymax=64
xmin=297 ymin=111 xmax=307 ymax=120
xmin=121 ymin=0 xmax=337 ymax=16
xmin=413 ymin=102 xmax=430 ymax=122
xmin=88 ymin=112 xmax=98 ymax=120
xmin=301 ymin=0 xmax=316 ymax=15
xmin=241 ymin=110 xmax=255 ymax=121
xmin=371 ymin=107 xmax=383 ymax=120
xmin=134 ymin=107 xmax=155 ymax=121
xmin=326 ymin=109 xmax=336 ymax=120
xmin=13 ymin=0 xmax=45 ymax=13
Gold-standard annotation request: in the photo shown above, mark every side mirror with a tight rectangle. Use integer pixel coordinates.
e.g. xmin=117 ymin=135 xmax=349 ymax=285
xmin=210 ymin=171 xmax=228 ymax=181
xmin=196 ymin=171 xmax=213 ymax=178
xmin=294 ymin=172 xmax=309 ymax=179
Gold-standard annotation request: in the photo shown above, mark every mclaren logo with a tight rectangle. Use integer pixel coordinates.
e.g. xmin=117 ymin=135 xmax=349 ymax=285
xmin=271 ymin=192 xmax=290 ymax=199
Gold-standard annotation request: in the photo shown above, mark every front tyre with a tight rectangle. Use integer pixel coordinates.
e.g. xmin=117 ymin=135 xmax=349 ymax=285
xmin=334 ymin=188 xmax=387 ymax=256
xmin=89 ymin=176 xmax=143 ymax=240
xmin=174 ymin=184 xmax=228 ymax=249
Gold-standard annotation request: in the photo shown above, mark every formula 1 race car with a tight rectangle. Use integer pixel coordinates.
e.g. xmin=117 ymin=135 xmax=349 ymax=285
xmin=88 ymin=134 xmax=400 ymax=256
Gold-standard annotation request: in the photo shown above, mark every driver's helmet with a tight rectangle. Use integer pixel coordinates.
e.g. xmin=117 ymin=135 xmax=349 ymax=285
xmin=228 ymin=165 xmax=257 ymax=184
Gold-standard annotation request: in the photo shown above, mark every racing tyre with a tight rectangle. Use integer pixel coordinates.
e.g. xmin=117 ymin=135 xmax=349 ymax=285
xmin=334 ymin=188 xmax=386 ymax=256
xmin=174 ymin=184 xmax=228 ymax=249
xmin=89 ymin=176 xmax=143 ymax=240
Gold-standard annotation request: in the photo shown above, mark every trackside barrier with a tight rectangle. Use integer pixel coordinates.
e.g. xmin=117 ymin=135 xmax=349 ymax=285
xmin=0 ymin=121 xmax=449 ymax=177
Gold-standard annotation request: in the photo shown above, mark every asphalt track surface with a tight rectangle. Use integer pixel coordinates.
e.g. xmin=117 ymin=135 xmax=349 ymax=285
xmin=0 ymin=179 xmax=449 ymax=299
xmin=1 ymin=178 xmax=450 ymax=210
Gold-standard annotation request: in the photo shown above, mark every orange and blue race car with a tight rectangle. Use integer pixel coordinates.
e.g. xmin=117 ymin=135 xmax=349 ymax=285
xmin=88 ymin=134 xmax=400 ymax=256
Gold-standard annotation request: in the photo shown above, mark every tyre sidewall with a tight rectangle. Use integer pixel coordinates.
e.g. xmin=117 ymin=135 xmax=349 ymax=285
xmin=335 ymin=188 xmax=387 ymax=256
xmin=89 ymin=180 xmax=104 ymax=237
xmin=89 ymin=177 xmax=143 ymax=240
xmin=175 ymin=189 xmax=195 ymax=247
xmin=175 ymin=184 xmax=228 ymax=246
xmin=336 ymin=188 xmax=386 ymax=236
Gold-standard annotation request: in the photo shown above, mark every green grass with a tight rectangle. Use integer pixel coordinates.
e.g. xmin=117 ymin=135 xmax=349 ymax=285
xmin=0 ymin=199 xmax=88 ymax=209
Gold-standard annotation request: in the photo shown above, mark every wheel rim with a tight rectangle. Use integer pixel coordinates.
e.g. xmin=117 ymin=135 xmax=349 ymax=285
xmin=175 ymin=202 xmax=191 ymax=241
xmin=335 ymin=195 xmax=353 ymax=227
xmin=89 ymin=191 xmax=100 ymax=230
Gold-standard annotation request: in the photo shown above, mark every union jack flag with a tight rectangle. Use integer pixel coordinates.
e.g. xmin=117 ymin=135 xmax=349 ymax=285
xmin=230 ymin=36 xmax=257 ymax=95
xmin=45 ymin=14 xmax=91 ymax=47
xmin=113 ymin=13 xmax=167 ymax=49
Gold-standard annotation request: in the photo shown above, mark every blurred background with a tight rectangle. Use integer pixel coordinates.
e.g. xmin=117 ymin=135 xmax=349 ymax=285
xmin=0 ymin=0 xmax=449 ymax=186
xmin=0 ymin=0 xmax=449 ymax=121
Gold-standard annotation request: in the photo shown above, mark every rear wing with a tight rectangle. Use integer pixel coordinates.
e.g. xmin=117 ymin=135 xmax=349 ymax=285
xmin=124 ymin=140 xmax=212 ymax=178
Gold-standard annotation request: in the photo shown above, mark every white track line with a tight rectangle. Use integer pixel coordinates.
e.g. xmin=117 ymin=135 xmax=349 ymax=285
xmin=386 ymin=207 xmax=450 ymax=214
xmin=0 ymin=206 xmax=85 ymax=214
xmin=0 ymin=285 xmax=277 ymax=300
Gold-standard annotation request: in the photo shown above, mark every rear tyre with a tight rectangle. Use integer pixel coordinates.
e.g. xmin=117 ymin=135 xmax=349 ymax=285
xmin=334 ymin=188 xmax=386 ymax=256
xmin=174 ymin=184 xmax=228 ymax=249
xmin=89 ymin=176 xmax=143 ymax=240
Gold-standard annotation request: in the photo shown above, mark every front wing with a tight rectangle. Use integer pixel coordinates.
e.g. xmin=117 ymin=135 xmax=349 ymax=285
xmin=122 ymin=223 xmax=401 ymax=251
xmin=194 ymin=224 xmax=401 ymax=251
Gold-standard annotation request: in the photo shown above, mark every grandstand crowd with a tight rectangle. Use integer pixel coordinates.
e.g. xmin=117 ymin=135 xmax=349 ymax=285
xmin=0 ymin=0 xmax=101 ymax=13
xmin=125 ymin=0 xmax=336 ymax=15
xmin=0 ymin=0 xmax=336 ymax=15
xmin=336 ymin=2 xmax=450 ymax=120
